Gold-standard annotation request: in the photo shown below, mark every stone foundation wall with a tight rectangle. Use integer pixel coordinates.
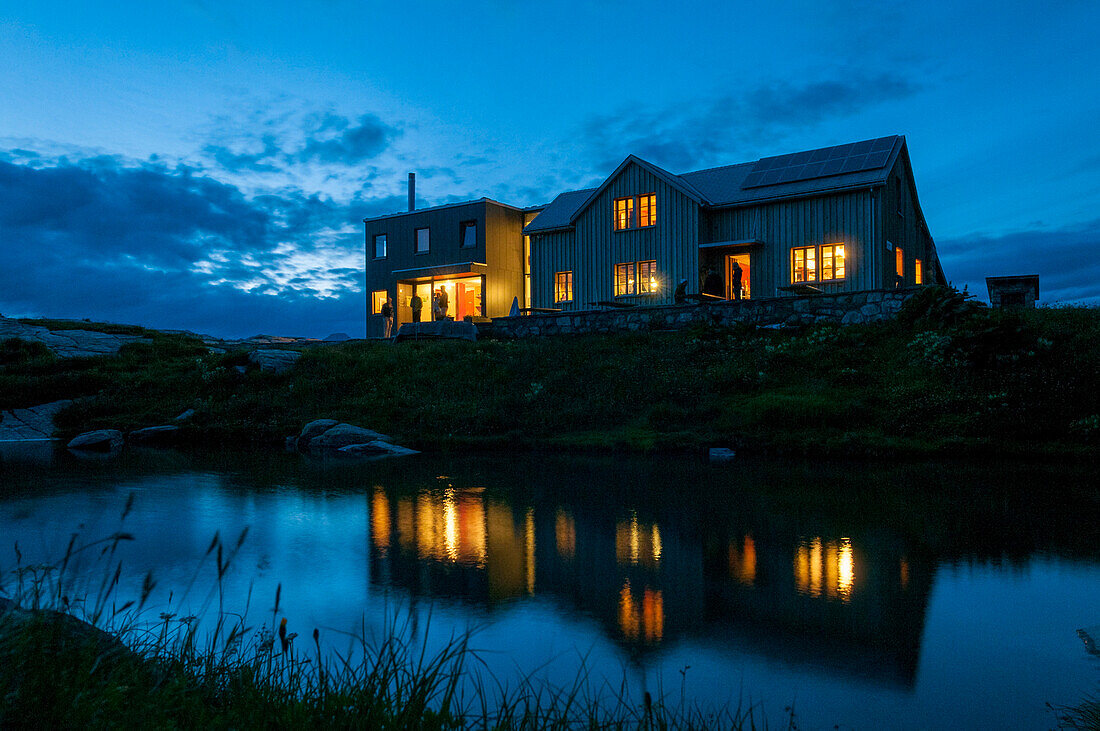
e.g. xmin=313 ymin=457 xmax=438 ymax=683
xmin=477 ymin=288 xmax=921 ymax=339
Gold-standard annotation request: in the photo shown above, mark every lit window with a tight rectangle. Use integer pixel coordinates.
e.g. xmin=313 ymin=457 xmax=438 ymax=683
xmin=371 ymin=290 xmax=388 ymax=314
xmin=896 ymin=247 xmax=904 ymax=278
xmin=523 ymin=235 xmax=531 ymax=307
xmin=613 ymin=197 xmax=635 ymax=231
xmin=415 ymin=227 xmax=430 ymax=253
xmin=915 ymin=258 xmax=923 ymax=285
xmin=821 ymin=244 xmax=845 ymax=280
xmin=638 ymin=194 xmax=656 ymax=227
xmin=460 ymin=221 xmax=477 ymax=248
xmin=373 ymin=233 xmax=387 ymax=259
xmin=554 ymin=271 xmax=573 ymax=303
xmin=638 ymin=260 xmax=658 ymax=293
xmin=614 ymin=194 xmax=656 ymax=230
xmin=791 ymin=246 xmax=817 ymax=283
xmin=615 ymin=262 xmax=636 ymax=296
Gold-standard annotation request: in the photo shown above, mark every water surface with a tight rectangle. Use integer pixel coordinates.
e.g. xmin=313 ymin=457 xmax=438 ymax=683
xmin=2 ymin=445 xmax=1098 ymax=729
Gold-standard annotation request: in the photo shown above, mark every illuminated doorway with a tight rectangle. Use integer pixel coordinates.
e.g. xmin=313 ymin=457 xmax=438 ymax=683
xmin=725 ymin=253 xmax=751 ymax=300
xmin=396 ymin=275 xmax=484 ymax=325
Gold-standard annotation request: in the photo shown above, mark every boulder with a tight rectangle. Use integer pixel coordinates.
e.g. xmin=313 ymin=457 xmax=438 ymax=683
xmin=338 ymin=440 xmax=420 ymax=458
xmin=709 ymin=447 xmax=737 ymax=463
xmin=172 ymin=408 xmax=195 ymax=422
xmin=128 ymin=425 xmax=180 ymax=445
xmin=296 ymin=418 xmax=340 ymax=449
xmin=248 ymin=348 xmax=302 ymax=374
xmin=323 ymin=332 xmax=350 ymax=342
xmin=67 ymin=429 xmax=124 ymax=452
xmin=308 ymin=423 xmax=392 ymax=450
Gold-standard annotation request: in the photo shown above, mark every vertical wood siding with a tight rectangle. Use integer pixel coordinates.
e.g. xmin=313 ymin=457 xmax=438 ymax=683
xmin=697 ymin=188 xmax=883 ymax=297
xmin=883 ymin=149 xmax=941 ymax=286
xmin=530 ymin=163 xmax=699 ymax=310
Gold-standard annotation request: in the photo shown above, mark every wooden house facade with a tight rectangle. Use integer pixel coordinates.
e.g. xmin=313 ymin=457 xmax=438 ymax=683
xmin=524 ymin=135 xmax=943 ymax=310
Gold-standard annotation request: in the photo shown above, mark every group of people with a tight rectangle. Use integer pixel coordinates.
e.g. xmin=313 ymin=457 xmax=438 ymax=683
xmin=379 ymin=286 xmax=451 ymax=338
xmin=701 ymin=260 xmax=744 ymax=300
xmin=409 ymin=287 xmax=449 ymax=322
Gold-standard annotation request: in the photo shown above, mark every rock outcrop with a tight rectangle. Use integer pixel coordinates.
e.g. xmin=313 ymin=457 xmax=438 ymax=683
xmin=0 ymin=316 xmax=149 ymax=358
xmin=292 ymin=421 xmax=417 ymax=459
xmin=248 ymin=349 xmax=302 ymax=374
xmin=296 ymin=418 xmax=340 ymax=449
xmin=67 ymin=429 xmax=124 ymax=452
xmin=338 ymin=440 xmax=420 ymax=457
xmin=308 ymin=423 xmax=392 ymax=450
xmin=0 ymin=400 xmax=72 ymax=441
xmin=128 ymin=425 xmax=180 ymax=445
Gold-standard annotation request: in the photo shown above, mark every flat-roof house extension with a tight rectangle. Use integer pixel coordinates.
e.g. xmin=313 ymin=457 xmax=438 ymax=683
xmin=524 ymin=135 xmax=943 ymax=310
xmin=364 ymin=178 xmax=543 ymax=336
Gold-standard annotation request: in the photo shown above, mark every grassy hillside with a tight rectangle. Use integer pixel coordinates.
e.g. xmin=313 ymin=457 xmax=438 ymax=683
xmin=3 ymin=288 xmax=1099 ymax=456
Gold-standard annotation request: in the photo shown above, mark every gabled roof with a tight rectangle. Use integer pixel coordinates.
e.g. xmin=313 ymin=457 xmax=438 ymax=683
xmin=525 ymin=136 xmax=906 ymax=234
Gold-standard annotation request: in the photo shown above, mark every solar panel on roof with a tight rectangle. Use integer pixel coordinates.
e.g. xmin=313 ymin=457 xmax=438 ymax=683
xmin=741 ymin=136 xmax=897 ymax=190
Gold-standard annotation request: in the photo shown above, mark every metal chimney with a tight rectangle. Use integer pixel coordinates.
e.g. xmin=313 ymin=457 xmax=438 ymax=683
xmin=407 ymin=173 xmax=415 ymax=212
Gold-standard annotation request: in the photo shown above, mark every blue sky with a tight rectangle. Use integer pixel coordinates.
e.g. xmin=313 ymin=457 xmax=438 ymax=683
xmin=1 ymin=0 xmax=1098 ymax=337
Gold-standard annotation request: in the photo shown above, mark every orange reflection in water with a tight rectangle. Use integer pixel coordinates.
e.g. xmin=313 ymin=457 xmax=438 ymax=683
xmin=795 ymin=537 xmax=855 ymax=602
xmin=618 ymin=579 xmax=664 ymax=643
xmin=615 ymin=513 xmax=662 ymax=568
xmin=370 ymin=487 xmax=391 ymax=554
xmin=525 ymin=508 xmax=536 ymax=595
xmin=728 ymin=535 xmax=757 ymax=586
xmin=378 ymin=489 xmax=487 ymax=567
xmin=555 ymin=509 xmax=576 ymax=560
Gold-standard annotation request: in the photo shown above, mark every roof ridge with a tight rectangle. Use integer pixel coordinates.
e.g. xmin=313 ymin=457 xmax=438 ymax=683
xmin=678 ymin=160 xmax=755 ymax=176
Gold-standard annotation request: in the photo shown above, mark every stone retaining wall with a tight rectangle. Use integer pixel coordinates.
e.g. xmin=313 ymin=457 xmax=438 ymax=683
xmin=477 ymin=288 xmax=921 ymax=339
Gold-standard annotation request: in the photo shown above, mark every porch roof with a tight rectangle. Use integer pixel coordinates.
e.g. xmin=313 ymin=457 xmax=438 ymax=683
xmin=392 ymin=261 xmax=488 ymax=279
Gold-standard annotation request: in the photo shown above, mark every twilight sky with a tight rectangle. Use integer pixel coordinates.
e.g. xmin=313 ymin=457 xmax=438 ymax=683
xmin=1 ymin=0 xmax=1098 ymax=338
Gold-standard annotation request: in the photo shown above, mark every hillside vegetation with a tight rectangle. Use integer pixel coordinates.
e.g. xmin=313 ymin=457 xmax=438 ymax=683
xmin=3 ymin=288 xmax=1098 ymax=457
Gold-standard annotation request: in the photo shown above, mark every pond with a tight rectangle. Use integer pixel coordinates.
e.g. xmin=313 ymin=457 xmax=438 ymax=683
xmin=2 ymin=444 xmax=1098 ymax=729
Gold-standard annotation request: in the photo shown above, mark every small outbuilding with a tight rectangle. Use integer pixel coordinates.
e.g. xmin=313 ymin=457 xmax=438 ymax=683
xmin=986 ymin=275 xmax=1040 ymax=308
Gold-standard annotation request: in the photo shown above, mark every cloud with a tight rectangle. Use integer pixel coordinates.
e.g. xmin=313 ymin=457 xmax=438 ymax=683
xmin=578 ymin=74 xmax=921 ymax=173
xmin=298 ymin=113 xmax=398 ymax=165
xmin=938 ymin=219 xmax=1100 ymax=304
xmin=199 ymin=108 xmax=401 ymax=179
xmin=0 ymin=155 xmax=381 ymax=337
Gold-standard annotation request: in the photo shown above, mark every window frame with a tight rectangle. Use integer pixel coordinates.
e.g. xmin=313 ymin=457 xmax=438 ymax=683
xmin=638 ymin=260 xmax=658 ymax=294
xmin=613 ymin=194 xmax=657 ymax=231
xmin=372 ymin=233 xmax=387 ymax=260
xmin=614 ymin=261 xmax=637 ymax=296
xmin=459 ymin=220 xmax=478 ymax=249
xmin=790 ymin=246 xmax=817 ymax=283
xmin=896 ymin=246 xmax=905 ymax=278
xmin=613 ymin=197 xmax=635 ymax=231
xmin=819 ymin=244 xmax=845 ymax=282
xmin=637 ymin=193 xmax=656 ymax=228
xmin=371 ymin=290 xmax=388 ymax=315
xmin=415 ymin=227 xmax=430 ymax=254
xmin=554 ymin=270 xmax=573 ymax=303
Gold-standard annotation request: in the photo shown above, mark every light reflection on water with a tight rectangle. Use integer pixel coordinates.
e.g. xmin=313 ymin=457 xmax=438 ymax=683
xmin=1 ymin=445 xmax=1098 ymax=730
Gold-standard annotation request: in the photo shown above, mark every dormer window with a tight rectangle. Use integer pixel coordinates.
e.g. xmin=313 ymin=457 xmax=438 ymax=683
xmin=613 ymin=194 xmax=656 ymax=231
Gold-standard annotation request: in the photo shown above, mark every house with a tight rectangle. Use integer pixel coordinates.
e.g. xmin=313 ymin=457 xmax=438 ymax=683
xmin=363 ymin=174 xmax=543 ymax=336
xmin=524 ymin=135 xmax=944 ymax=309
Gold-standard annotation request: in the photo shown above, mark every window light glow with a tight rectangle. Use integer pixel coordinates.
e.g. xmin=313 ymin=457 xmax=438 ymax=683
xmin=554 ymin=271 xmax=573 ymax=303
xmin=791 ymin=246 xmax=817 ymax=283
xmin=821 ymin=244 xmax=845 ymax=280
